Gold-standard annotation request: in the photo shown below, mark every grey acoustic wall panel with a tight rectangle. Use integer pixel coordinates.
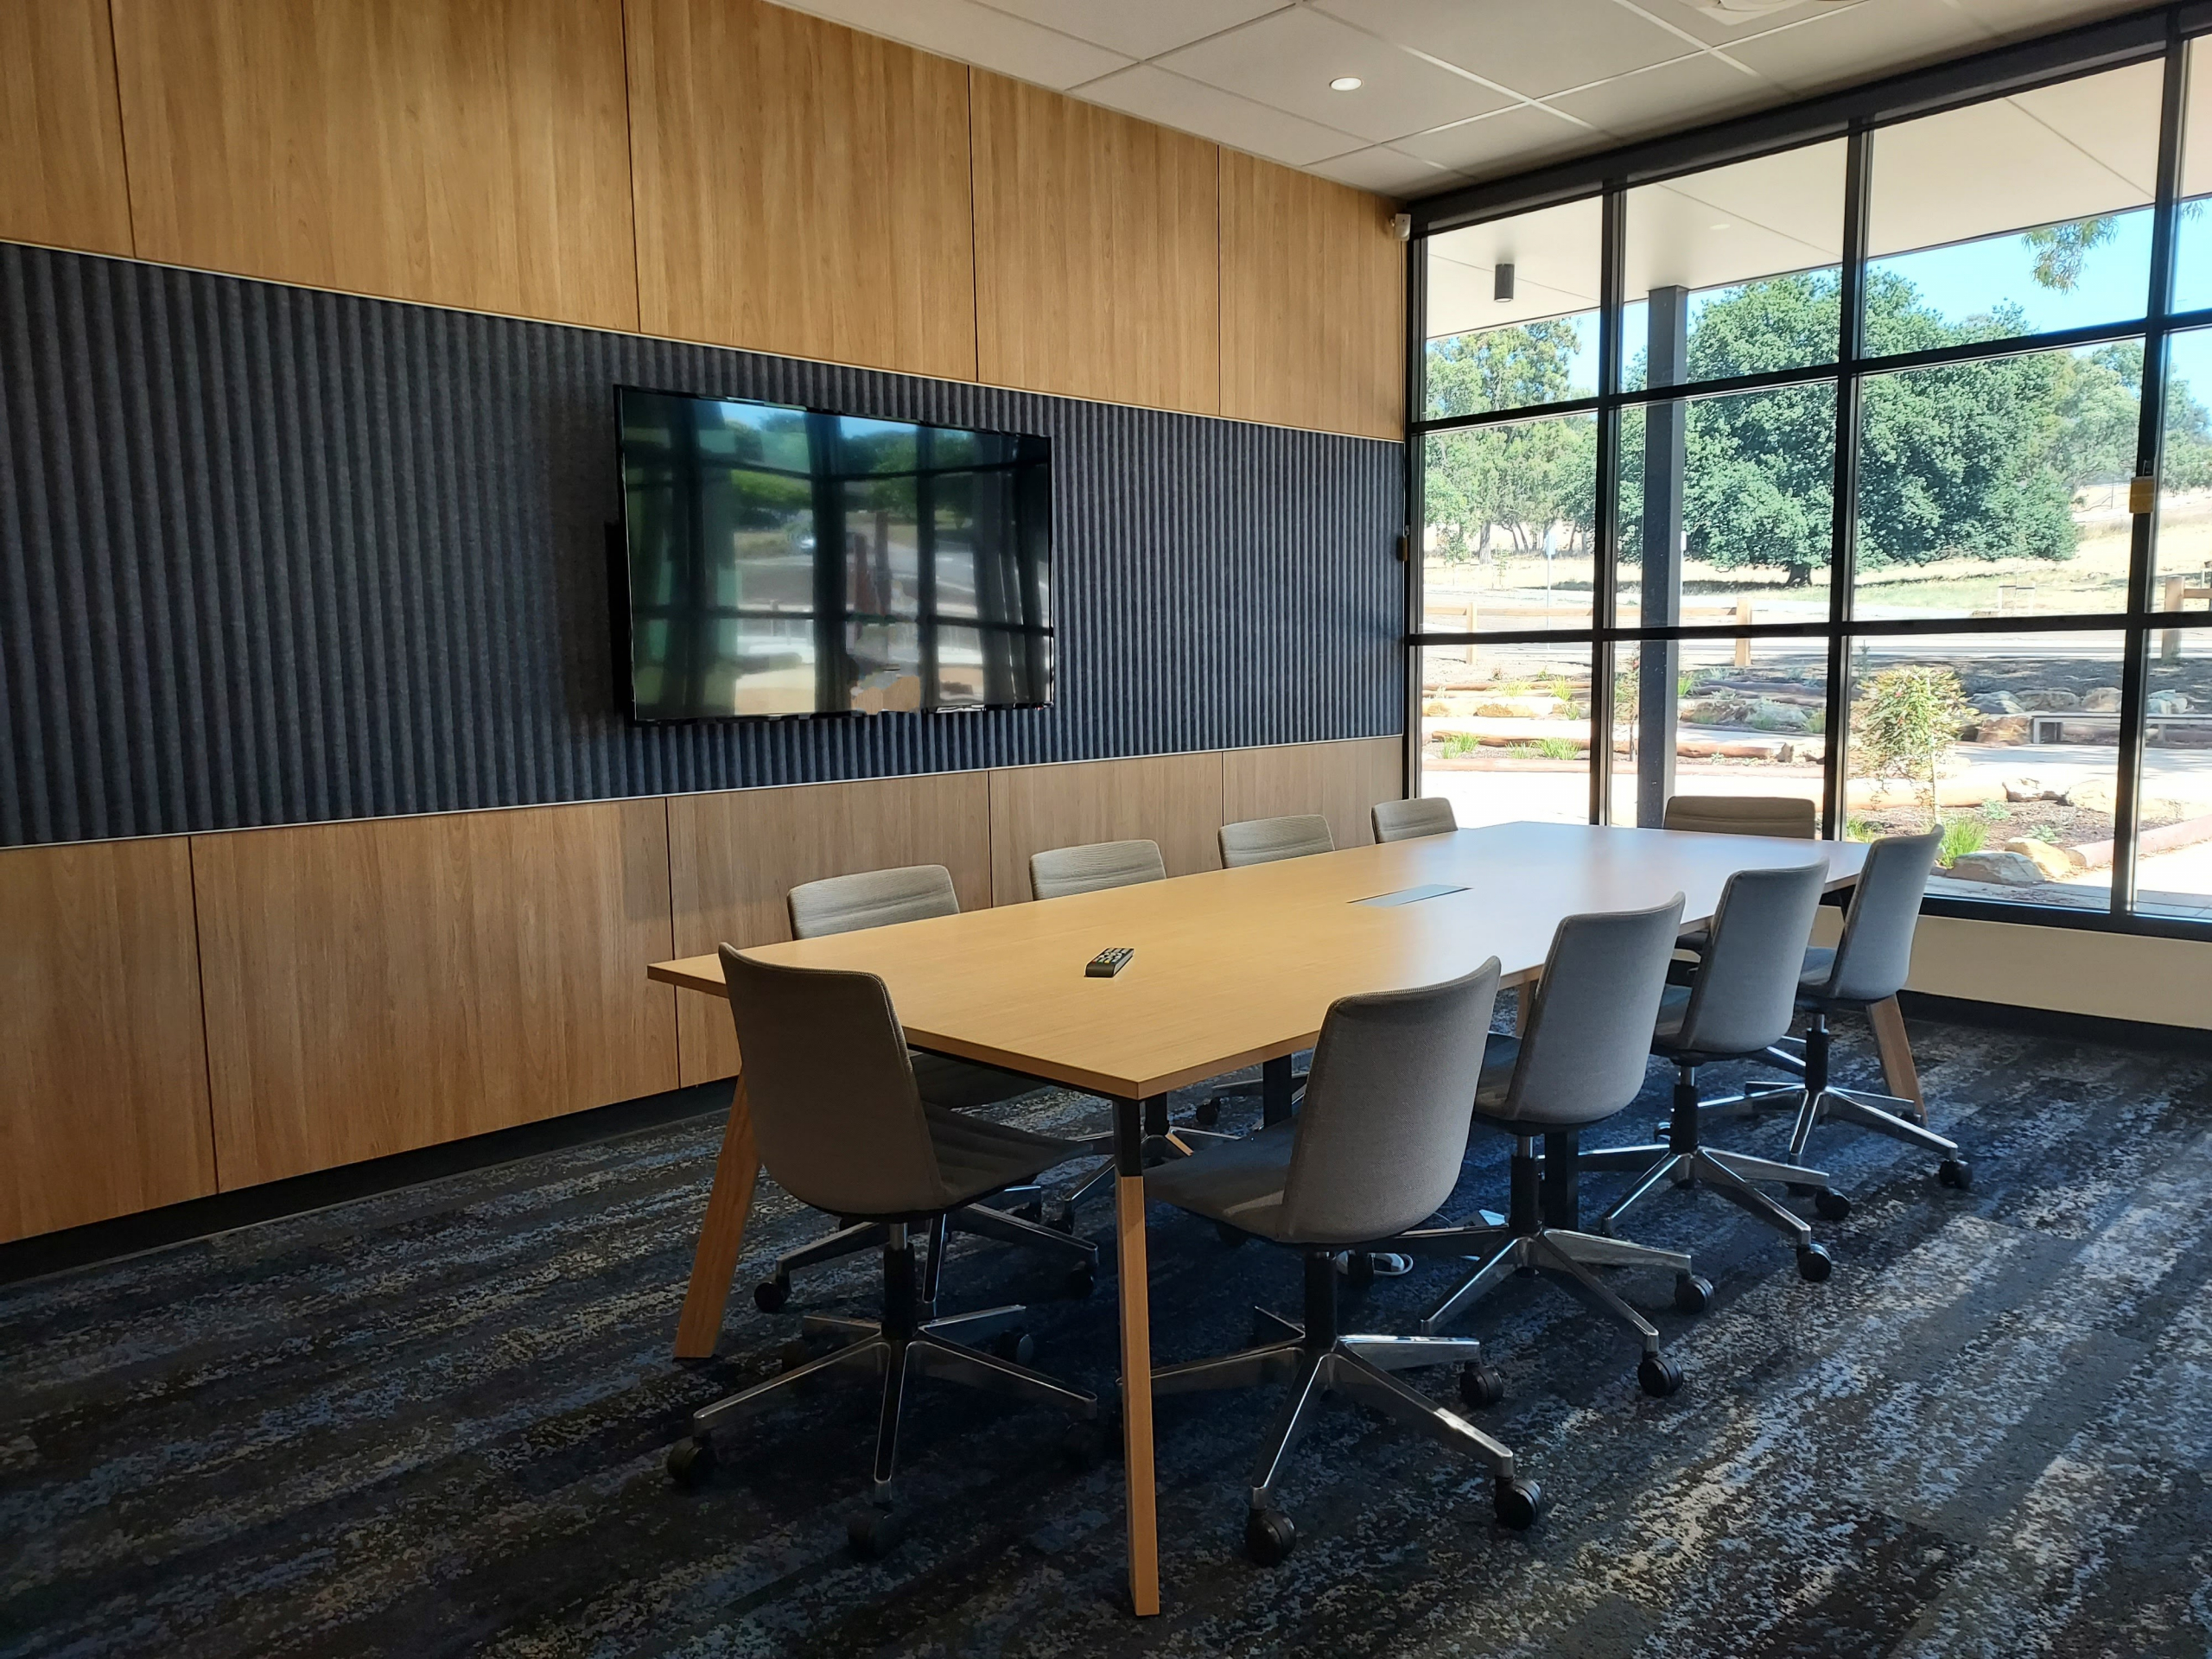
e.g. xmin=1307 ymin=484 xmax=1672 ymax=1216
xmin=0 ymin=243 xmax=1403 ymax=848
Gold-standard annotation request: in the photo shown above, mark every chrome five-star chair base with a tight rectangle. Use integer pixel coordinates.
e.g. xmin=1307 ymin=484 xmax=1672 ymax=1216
xmin=1153 ymin=1252 xmax=1541 ymax=1561
xmin=669 ymin=1218 xmax=1096 ymax=1557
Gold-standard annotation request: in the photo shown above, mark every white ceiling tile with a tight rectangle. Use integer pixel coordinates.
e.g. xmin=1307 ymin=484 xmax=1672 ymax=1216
xmin=1720 ymin=0 xmax=1994 ymax=92
xmin=1543 ymin=50 xmax=1782 ymax=138
xmin=1315 ymin=0 xmax=1697 ymax=100
xmin=2009 ymin=60 xmax=2164 ymax=200
xmin=1157 ymin=7 xmax=1511 ymax=144
xmin=1427 ymin=197 xmax=1606 ymax=335
xmin=1622 ymin=0 xmax=1864 ymax=51
xmin=1393 ymin=105 xmax=1605 ymax=178
xmin=1073 ymin=65 xmax=1367 ymax=165
xmin=982 ymin=0 xmax=1290 ymax=60
xmin=1303 ymin=145 xmax=1454 ymax=196
xmin=765 ymin=0 xmax=1129 ymax=89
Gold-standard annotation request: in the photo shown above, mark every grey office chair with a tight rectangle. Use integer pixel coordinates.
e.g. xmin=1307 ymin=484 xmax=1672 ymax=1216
xmin=1408 ymin=896 xmax=1696 ymax=1399
xmin=1200 ymin=817 xmax=1337 ymax=1122
xmin=1218 ymin=814 xmax=1334 ymax=868
xmin=1662 ymin=795 xmax=1817 ymax=839
xmin=1028 ymin=838 xmax=1167 ymax=900
xmin=1372 ymin=797 xmax=1457 ymax=843
xmin=1715 ymin=829 xmax=1967 ymax=1192
xmin=1580 ymin=861 xmax=1838 ymax=1282
xmin=753 ymin=864 xmax=1098 ymax=1313
xmin=1145 ymin=957 xmax=1545 ymax=1563
xmin=666 ymin=948 xmax=1099 ymax=1557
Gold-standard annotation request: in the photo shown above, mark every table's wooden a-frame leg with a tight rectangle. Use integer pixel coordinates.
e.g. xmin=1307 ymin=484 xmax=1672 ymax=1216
xmin=1114 ymin=1095 xmax=1161 ymax=1618
xmin=676 ymin=1073 xmax=760 ymax=1360
xmin=1866 ymin=996 xmax=1925 ymax=1123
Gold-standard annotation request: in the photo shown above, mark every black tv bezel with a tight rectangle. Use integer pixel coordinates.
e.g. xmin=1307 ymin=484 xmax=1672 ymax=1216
xmin=611 ymin=381 xmax=1056 ymax=725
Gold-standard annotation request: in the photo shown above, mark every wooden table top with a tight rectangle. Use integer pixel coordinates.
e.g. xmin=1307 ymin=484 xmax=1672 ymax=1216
xmin=648 ymin=821 xmax=1866 ymax=1100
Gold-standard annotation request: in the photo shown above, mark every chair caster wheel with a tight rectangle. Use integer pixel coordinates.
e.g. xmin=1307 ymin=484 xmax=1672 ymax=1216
xmin=1938 ymin=1158 xmax=1972 ymax=1191
xmin=848 ymin=1505 xmax=907 ymax=1559
xmin=753 ymin=1276 xmax=789 ymax=1314
xmin=1675 ymin=1273 xmax=1713 ymax=1315
xmin=1637 ymin=1353 xmax=1684 ymax=1398
xmin=1215 ymin=1220 xmax=1247 ymax=1248
xmin=1493 ymin=1478 xmax=1545 ymax=1530
xmin=1195 ymin=1097 xmax=1223 ymax=1129
xmin=665 ymin=1435 xmax=715 ymax=1486
xmin=1796 ymin=1243 xmax=1833 ymax=1283
xmin=1064 ymin=1264 xmax=1096 ymax=1300
xmin=778 ymin=1337 xmax=812 ymax=1372
xmin=1244 ymin=1508 xmax=1297 ymax=1565
xmin=1814 ymin=1188 xmax=1852 ymax=1221
xmin=1342 ymin=1252 xmax=1376 ymax=1289
xmin=1459 ymin=1360 xmax=1506 ymax=1409
xmin=991 ymin=1330 xmax=1036 ymax=1365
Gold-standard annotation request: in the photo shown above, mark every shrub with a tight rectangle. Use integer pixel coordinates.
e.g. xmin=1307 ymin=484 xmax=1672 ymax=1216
xmin=1845 ymin=815 xmax=1883 ymax=842
xmin=1537 ymin=737 xmax=1583 ymax=760
xmin=1804 ymin=709 xmax=1827 ymax=734
xmin=1438 ymin=732 xmax=1482 ymax=758
xmin=1978 ymin=799 xmax=2012 ymax=823
xmin=1936 ymin=816 xmax=1986 ymax=867
xmin=1852 ymin=665 xmax=1975 ymax=827
xmin=1556 ymin=700 xmax=1586 ymax=721
xmin=1506 ymin=742 xmax=1540 ymax=760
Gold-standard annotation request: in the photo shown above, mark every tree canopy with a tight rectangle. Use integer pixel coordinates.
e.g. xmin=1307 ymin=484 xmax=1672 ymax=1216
xmin=1422 ymin=255 xmax=2212 ymax=583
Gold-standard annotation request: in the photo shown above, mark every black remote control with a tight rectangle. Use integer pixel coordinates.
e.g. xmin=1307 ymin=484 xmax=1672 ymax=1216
xmin=1085 ymin=946 xmax=1134 ymax=978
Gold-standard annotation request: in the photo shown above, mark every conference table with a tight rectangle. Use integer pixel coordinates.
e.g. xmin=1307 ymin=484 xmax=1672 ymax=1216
xmin=647 ymin=819 xmax=1886 ymax=1616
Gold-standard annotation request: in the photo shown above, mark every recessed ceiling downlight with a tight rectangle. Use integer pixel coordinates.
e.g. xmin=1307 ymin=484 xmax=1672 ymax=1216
xmin=1330 ymin=76 xmax=1363 ymax=92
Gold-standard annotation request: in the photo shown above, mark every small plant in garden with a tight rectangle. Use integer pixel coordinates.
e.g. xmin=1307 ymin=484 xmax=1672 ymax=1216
xmin=1501 ymin=678 xmax=1532 ymax=694
xmin=1845 ymin=815 xmax=1883 ymax=842
xmin=1438 ymin=733 xmax=1482 ymax=758
xmin=1537 ymin=737 xmax=1582 ymax=760
xmin=1507 ymin=742 xmax=1540 ymax=760
xmin=1936 ymin=816 xmax=1986 ymax=868
xmin=1852 ymin=664 xmax=1976 ymax=828
xmin=1804 ymin=709 xmax=1827 ymax=734
xmin=1978 ymin=800 xmax=2012 ymax=823
xmin=1557 ymin=699 xmax=1587 ymax=721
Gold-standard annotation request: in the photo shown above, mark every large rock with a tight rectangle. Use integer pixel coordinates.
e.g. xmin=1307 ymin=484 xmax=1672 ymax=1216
xmin=1750 ymin=699 xmax=1810 ymax=732
xmin=2149 ymin=689 xmax=2194 ymax=715
xmin=2020 ymin=689 xmax=2082 ymax=711
xmin=2003 ymin=776 xmax=2066 ymax=802
xmin=2081 ymin=686 xmax=2123 ymax=711
xmin=1974 ymin=690 xmax=2026 ymax=715
xmin=2066 ymin=776 xmax=2119 ymax=813
xmin=1945 ymin=850 xmax=2049 ymax=886
xmin=1973 ymin=715 xmax=2031 ymax=744
xmin=2004 ymin=836 xmax=2078 ymax=879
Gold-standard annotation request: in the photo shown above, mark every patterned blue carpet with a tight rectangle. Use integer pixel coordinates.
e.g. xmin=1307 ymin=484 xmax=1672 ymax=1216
xmin=3 ymin=1008 xmax=2210 ymax=1656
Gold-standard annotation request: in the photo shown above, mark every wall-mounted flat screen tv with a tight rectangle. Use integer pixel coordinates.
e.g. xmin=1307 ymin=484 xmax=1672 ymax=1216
xmin=617 ymin=386 xmax=1053 ymax=721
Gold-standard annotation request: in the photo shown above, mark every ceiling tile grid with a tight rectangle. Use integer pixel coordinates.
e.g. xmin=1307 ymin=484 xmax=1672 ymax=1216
xmin=766 ymin=0 xmax=2156 ymax=199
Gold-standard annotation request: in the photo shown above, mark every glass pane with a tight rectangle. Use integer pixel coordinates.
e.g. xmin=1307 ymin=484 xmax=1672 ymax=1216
xmin=2133 ymin=626 xmax=2212 ymax=919
xmin=2154 ymin=327 xmax=2212 ymax=611
xmin=1614 ymin=382 xmax=1836 ymax=628
xmin=1853 ymin=344 xmax=2141 ymax=620
xmin=1620 ymin=141 xmax=1845 ymax=393
xmin=2173 ymin=38 xmax=2212 ymax=313
xmin=1844 ymin=632 xmax=2123 ymax=912
xmin=1424 ymin=198 xmax=1602 ymax=419
xmin=1609 ymin=638 xmax=1828 ymax=828
xmin=1866 ymin=62 xmax=2160 ymax=343
xmin=1421 ymin=412 xmax=1598 ymax=632
xmin=1418 ymin=644 xmax=1593 ymax=830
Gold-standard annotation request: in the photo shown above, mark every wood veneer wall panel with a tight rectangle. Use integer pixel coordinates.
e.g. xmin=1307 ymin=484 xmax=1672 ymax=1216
xmin=971 ymin=73 xmax=1218 ymax=414
xmin=0 ymin=0 xmax=133 ymax=256
xmin=668 ymin=773 xmax=994 ymax=1084
xmin=1220 ymin=153 xmax=1404 ymax=442
xmin=1222 ymin=737 xmax=1405 ymax=855
xmin=111 ymin=0 xmax=638 ymax=330
xmin=986 ymin=752 xmax=1226 ymax=907
xmin=193 ymin=800 xmax=677 ymax=1189
xmin=0 ymin=838 xmax=215 ymax=1242
xmin=626 ymin=0 xmax=976 ymax=380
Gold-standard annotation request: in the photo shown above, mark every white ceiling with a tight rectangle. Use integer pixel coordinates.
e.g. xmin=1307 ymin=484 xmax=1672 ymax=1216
xmin=765 ymin=0 xmax=2152 ymax=200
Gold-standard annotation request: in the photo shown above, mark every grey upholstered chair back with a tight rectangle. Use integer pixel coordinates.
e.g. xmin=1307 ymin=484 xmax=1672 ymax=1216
xmin=1816 ymin=828 xmax=1941 ymax=1003
xmin=1673 ymin=862 xmax=1828 ymax=1055
xmin=787 ymin=864 xmax=960 ymax=940
xmin=1496 ymin=894 xmax=1685 ymax=1128
xmin=1276 ymin=958 xmax=1503 ymax=1244
xmin=1029 ymin=838 xmax=1167 ymax=900
xmin=719 ymin=945 xmax=948 ymax=1217
xmin=1218 ymin=814 xmax=1335 ymax=869
xmin=1662 ymin=794 xmax=1816 ymax=839
xmin=1371 ymin=797 xmax=1458 ymax=843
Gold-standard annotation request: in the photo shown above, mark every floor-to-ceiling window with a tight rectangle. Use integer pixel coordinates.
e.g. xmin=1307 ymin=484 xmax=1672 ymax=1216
xmin=1411 ymin=25 xmax=2212 ymax=931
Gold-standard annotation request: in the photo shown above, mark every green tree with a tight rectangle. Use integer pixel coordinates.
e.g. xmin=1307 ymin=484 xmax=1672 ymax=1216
xmin=1424 ymin=319 xmax=1586 ymax=419
xmin=1422 ymin=321 xmax=1597 ymax=563
xmin=1852 ymin=664 xmax=1975 ymax=827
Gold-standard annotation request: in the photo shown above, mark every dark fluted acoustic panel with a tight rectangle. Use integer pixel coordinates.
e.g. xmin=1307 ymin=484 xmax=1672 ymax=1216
xmin=0 ymin=243 xmax=1402 ymax=847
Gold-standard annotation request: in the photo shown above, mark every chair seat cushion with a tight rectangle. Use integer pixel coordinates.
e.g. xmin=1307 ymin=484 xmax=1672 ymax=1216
xmin=926 ymin=1109 xmax=1094 ymax=1207
xmin=911 ymin=1051 xmax=1039 ymax=1109
xmin=1142 ymin=1120 xmax=1298 ymax=1238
